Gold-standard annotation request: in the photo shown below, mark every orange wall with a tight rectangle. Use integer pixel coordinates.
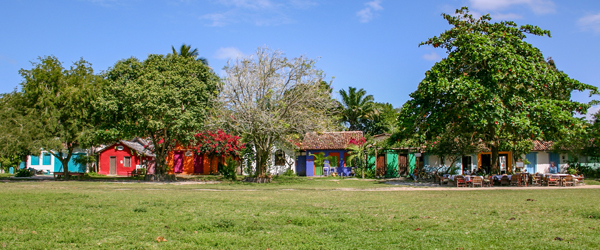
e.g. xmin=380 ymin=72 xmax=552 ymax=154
xmin=166 ymin=146 xmax=221 ymax=175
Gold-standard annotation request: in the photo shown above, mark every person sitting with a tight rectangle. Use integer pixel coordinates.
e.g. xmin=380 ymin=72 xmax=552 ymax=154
xmin=549 ymin=162 xmax=558 ymax=174
xmin=464 ymin=169 xmax=471 ymax=175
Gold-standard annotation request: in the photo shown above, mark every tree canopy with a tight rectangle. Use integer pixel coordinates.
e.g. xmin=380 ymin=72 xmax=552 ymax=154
xmin=9 ymin=56 xmax=104 ymax=178
xmin=97 ymin=54 xmax=220 ymax=179
xmin=395 ymin=7 xmax=598 ymax=173
xmin=217 ymin=47 xmax=337 ymax=176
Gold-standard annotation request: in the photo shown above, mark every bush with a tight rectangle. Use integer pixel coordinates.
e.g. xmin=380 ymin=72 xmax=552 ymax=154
xmin=364 ymin=168 xmax=376 ymax=179
xmin=282 ymin=168 xmax=296 ymax=176
xmin=220 ymin=157 xmax=238 ymax=181
xmin=15 ymin=168 xmax=33 ymax=177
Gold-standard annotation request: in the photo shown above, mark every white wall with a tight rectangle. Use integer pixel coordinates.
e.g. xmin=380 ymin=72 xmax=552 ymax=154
xmin=424 ymin=155 xmax=462 ymax=174
xmin=27 ymin=151 xmax=54 ymax=173
xmin=244 ymin=145 xmax=296 ymax=175
xmin=534 ymin=151 xmax=568 ymax=174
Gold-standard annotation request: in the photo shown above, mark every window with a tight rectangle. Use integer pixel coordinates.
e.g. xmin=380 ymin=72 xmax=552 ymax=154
xmin=124 ymin=157 xmax=131 ymax=168
xmin=42 ymin=153 xmax=51 ymax=165
xmin=274 ymin=150 xmax=286 ymax=166
xmin=329 ymin=155 xmax=339 ymax=167
xmin=31 ymin=155 xmax=40 ymax=165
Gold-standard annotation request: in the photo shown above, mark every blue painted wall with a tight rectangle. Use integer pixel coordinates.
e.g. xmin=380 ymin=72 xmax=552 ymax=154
xmin=525 ymin=152 xmax=537 ymax=173
xmin=54 ymin=153 xmax=86 ymax=173
xmin=304 ymin=149 xmax=352 ymax=176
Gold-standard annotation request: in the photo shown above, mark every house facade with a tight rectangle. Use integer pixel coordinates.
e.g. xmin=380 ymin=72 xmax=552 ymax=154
xmin=166 ymin=145 xmax=218 ymax=175
xmin=422 ymin=140 xmax=569 ymax=174
xmin=296 ymin=131 xmax=364 ymax=177
xmin=27 ymin=149 xmax=88 ymax=174
xmin=97 ymin=138 xmax=154 ymax=176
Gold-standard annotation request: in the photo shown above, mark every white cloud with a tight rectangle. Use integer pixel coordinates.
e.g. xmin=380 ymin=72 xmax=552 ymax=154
xmin=0 ymin=55 xmax=17 ymax=65
xmin=214 ymin=47 xmax=246 ymax=60
xmin=288 ymin=0 xmax=318 ymax=9
xmin=422 ymin=52 xmax=442 ymax=61
xmin=469 ymin=0 xmax=555 ymax=14
xmin=492 ymin=12 xmax=523 ymax=20
xmin=587 ymin=105 xmax=600 ymax=121
xmin=202 ymin=12 xmax=229 ymax=27
xmin=578 ymin=12 xmax=600 ymax=33
xmin=357 ymin=0 xmax=383 ymax=23
xmin=216 ymin=0 xmax=276 ymax=10
xmin=202 ymin=0 xmax=312 ymax=26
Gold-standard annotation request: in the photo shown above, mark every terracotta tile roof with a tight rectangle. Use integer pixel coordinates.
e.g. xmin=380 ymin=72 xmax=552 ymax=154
xmin=532 ymin=140 xmax=553 ymax=151
xmin=300 ymin=131 xmax=364 ymax=150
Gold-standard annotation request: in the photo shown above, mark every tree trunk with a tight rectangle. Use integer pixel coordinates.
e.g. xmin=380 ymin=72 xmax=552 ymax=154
xmin=491 ymin=143 xmax=499 ymax=175
xmin=362 ymin=153 xmax=366 ymax=179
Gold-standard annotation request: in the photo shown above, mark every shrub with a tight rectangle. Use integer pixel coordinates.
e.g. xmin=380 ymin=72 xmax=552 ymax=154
xmin=364 ymin=168 xmax=376 ymax=179
xmin=282 ymin=168 xmax=296 ymax=176
xmin=15 ymin=168 xmax=33 ymax=177
xmin=220 ymin=157 xmax=238 ymax=181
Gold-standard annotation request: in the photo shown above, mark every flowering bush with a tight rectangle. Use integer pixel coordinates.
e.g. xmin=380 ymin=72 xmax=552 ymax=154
xmin=348 ymin=136 xmax=366 ymax=146
xmin=192 ymin=130 xmax=245 ymax=157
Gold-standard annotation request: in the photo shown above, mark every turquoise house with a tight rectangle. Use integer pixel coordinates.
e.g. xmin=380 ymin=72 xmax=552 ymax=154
xmin=54 ymin=153 xmax=86 ymax=173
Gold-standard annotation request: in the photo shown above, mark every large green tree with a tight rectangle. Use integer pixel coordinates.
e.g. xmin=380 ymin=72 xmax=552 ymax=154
xmin=15 ymin=56 xmax=104 ymax=179
xmin=395 ymin=7 xmax=598 ymax=172
xmin=339 ymin=87 xmax=376 ymax=131
xmin=0 ymin=92 xmax=37 ymax=171
xmin=98 ymin=54 xmax=219 ymax=180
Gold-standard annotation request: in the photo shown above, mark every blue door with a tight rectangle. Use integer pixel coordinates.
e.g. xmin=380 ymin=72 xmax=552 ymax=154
xmin=549 ymin=153 xmax=560 ymax=173
xmin=296 ymin=156 xmax=306 ymax=176
xmin=525 ymin=152 xmax=537 ymax=173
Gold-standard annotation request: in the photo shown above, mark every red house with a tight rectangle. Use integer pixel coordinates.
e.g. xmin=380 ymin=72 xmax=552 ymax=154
xmin=97 ymin=137 xmax=155 ymax=176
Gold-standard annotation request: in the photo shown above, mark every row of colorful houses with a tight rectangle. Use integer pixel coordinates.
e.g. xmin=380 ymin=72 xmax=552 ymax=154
xmin=18 ymin=131 xmax=600 ymax=177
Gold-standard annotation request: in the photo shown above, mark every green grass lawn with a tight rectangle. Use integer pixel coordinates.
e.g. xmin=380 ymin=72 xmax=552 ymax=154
xmin=1 ymin=179 xmax=599 ymax=249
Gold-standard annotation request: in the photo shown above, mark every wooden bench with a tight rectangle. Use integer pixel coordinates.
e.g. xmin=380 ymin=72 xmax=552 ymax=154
xmin=54 ymin=172 xmax=84 ymax=180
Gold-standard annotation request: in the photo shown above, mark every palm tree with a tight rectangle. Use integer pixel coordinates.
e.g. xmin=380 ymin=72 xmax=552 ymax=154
xmin=171 ymin=44 xmax=209 ymax=66
xmin=339 ymin=87 xmax=375 ymax=131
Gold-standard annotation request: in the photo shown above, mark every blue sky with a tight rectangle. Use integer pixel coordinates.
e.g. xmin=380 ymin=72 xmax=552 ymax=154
xmin=1 ymin=0 xmax=599 ymax=118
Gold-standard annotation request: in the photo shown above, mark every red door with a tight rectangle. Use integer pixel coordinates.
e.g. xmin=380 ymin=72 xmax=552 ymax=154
xmin=377 ymin=155 xmax=386 ymax=177
xmin=398 ymin=155 xmax=408 ymax=175
xmin=174 ymin=152 xmax=184 ymax=173
xmin=194 ymin=154 xmax=204 ymax=174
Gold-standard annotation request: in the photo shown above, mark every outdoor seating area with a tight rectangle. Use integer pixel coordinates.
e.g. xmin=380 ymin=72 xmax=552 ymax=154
xmin=440 ymin=173 xmax=586 ymax=187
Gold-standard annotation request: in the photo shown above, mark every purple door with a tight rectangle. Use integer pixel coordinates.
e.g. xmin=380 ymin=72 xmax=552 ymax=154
xmin=194 ymin=154 xmax=204 ymax=174
xmin=174 ymin=152 xmax=184 ymax=173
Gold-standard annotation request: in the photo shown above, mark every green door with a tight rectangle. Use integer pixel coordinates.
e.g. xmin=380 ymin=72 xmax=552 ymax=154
xmin=315 ymin=164 xmax=323 ymax=176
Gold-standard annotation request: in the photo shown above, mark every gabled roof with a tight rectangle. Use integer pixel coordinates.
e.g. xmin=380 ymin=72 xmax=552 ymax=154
xmin=300 ymin=131 xmax=364 ymax=150
xmin=97 ymin=137 xmax=155 ymax=157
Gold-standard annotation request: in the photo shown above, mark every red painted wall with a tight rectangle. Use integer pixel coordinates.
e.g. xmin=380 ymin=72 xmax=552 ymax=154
xmin=99 ymin=143 xmax=153 ymax=176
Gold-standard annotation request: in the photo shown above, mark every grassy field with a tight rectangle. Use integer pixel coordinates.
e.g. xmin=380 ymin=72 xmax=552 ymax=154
xmin=1 ymin=178 xmax=599 ymax=249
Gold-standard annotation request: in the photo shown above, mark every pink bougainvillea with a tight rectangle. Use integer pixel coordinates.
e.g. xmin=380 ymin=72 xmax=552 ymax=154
xmin=348 ymin=136 xmax=366 ymax=146
xmin=192 ymin=130 xmax=245 ymax=156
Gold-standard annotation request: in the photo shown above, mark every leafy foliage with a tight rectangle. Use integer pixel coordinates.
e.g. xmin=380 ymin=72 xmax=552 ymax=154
xmin=14 ymin=168 xmax=33 ymax=177
xmin=171 ymin=43 xmax=209 ymax=66
xmin=98 ymin=54 xmax=220 ymax=179
xmin=339 ymin=87 xmax=376 ymax=132
xmin=192 ymin=130 xmax=245 ymax=157
xmin=395 ymin=7 xmax=598 ymax=171
xmin=12 ymin=56 xmax=104 ymax=179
